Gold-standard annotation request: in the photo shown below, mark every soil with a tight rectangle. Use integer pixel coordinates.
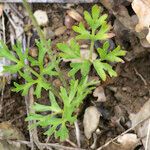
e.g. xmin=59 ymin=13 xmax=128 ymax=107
xmin=0 ymin=2 xmax=150 ymax=150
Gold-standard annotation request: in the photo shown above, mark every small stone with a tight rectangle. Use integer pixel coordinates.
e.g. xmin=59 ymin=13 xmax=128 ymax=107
xmin=34 ymin=10 xmax=48 ymax=26
xmin=54 ymin=26 xmax=67 ymax=36
xmin=29 ymin=47 xmax=38 ymax=57
xmin=83 ymin=106 xmax=101 ymax=139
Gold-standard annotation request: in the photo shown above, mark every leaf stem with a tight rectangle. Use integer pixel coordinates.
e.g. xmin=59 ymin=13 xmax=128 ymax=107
xmin=23 ymin=0 xmax=51 ymax=54
xmin=23 ymin=0 xmax=68 ymax=90
xmin=25 ymin=65 xmax=40 ymax=78
xmin=89 ymin=29 xmax=95 ymax=60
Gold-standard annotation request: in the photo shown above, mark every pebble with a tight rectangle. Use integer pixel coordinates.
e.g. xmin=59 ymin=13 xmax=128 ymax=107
xmin=54 ymin=26 xmax=67 ymax=36
xmin=29 ymin=47 xmax=38 ymax=57
xmin=83 ymin=106 xmax=101 ymax=139
xmin=34 ymin=10 xmax=48 ymax=26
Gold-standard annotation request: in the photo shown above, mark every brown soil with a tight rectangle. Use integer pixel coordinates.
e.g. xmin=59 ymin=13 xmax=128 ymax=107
xmin=0 ymin=3 xmax=150 ymax=150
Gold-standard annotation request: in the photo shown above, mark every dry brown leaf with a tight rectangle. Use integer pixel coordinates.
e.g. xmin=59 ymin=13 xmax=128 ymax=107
xmin=129 ymin=99 xmax=150 ymax=149
xmin=104 ymin=134 xmax=139 ymax=150
xmin=132 ymin=0 xmax=150 ymax=43
xmin=93 ymin=86 xmax=106 ymax=102
xmin=67 ymin=9 xmax=83 ymax=22
xmin=65 ymin=15 xmax=75 ymax=29
xmin=0 ymin=122 xmax=26 ymax=150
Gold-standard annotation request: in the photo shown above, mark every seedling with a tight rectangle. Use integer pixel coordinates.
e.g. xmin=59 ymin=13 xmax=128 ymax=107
xmin=58 ymin=5 xmax=126 ymax=81
xmin=0 ymin=4 xmax=126 ymax=141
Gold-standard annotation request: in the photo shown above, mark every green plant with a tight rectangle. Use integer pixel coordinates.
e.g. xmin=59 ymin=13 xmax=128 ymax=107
xmin=0 ymin=40 xmax=58 ymax=98
xmin=26 ymin=77 xmax=97 ymax=141
xmin=0 ymin=3 xmax=126 ymax=141
xmin=58 ymin=5 xmax=126 ymax=81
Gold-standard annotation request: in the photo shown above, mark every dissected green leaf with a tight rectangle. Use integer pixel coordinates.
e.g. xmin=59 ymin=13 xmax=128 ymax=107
xmin=84 ymin=4 xmax=108 ymax=31
xmin=42 ymin=63 xmax=58 ymax=76
xmin=72 ymin=22 xmax=91 ymax=40
xmin=36 ymin=39 xmax=51 ymax=71
xmin=57 ymin=39 xmax=80 ymax=59
xmin=28 ymin=56 xmax=39 ymax=66
xmin=12 ymin=82 xmax=34 ymax=96
xmin=81 ymin=60 xmax=91 ymax=76
xmin=49 ymin=91 xmax=61 ymax=112
xmin=97 ymin=41 xmax=126 ymax=62
xmin=93 ymin=59 xmax=117 ymax=81
xmin=3 ymin=63 xmax=23 ymax=74
xmin=34 ymin=78 xmax=50 ymax=98
xmin=55 ymin=123 xmax=69 ymax=141
xmin=68 ymin=62 xmax=81 ymax=77
xmin=32 ymin=103 xmax=53 ymax=112
xmin=95 ymin=23 xmax=110 ymax=40
xmin=0 ymin=40 xmax=18 ymax=62
xmin=97 ymin=41 xmax=109 ymax=60
xmin=27 ymin=77 xmax=97 ymax=141
xmin=92 ymin=4 xmax=100 ymax=20
xmin=104 ymin=46 xmax=126 ymax=62
xmin=68 ymin=60 xmax=91 ymax=77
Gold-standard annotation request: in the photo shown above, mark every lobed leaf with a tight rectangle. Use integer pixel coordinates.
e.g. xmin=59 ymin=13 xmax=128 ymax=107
xmin=97 ymin=41 xmax=126 ymax=62
xmin=93 ymin=59 xmax=117 ymax=81
xmin=57 ymin=39 xmax=80 ymax=59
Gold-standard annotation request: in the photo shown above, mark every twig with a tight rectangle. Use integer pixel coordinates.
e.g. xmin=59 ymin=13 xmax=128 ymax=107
xmin=2 ymin=13 xmax=6 ymax=43
xmin=0 ymin=77 xmax=5 ymax=116
xmin=0 ymin=13 xmax=6 ymax=116
xmin=28 ymin=86 xmax=43 ymax=150
xmin=74 ymin=121 xmax=81 ymax=147
xmin=25 ymin=92 xmax=35 ymax=150
xmin=66 ymin=139 xmax=77 ymax=148
xmin=0 ymin=0 xmax=98 ymax=3
xmin=23 ymin=35 xmax=35 ymax=150
xmin=97 ymin=115 xmax=150 ymax=150
xmin=8 ymin=140 xmax=86 ymax=150
xmin=4 ymin=10 xmax=17 ymax=30
xmin=9 ymin=4 xmax=24 ymax=19
xmin=90 ymin=133 xmax=98 ymax=149
xmin=145 ymin=119 xmax=150 ymax=150
xmin=134 ymin=67 xmax=147 ymax=86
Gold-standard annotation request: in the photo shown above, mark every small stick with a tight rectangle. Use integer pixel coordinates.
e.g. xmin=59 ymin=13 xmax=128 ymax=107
xmin=2 ymin=13 xmax=6 ymax=43
xmin=0 ymin=12 xmax=6 ymax=116
xmin=0 ymin=0 xmax=98 ymax=3
xmin=97 ymin=115 xmax=150 ymax=150
xmin=90 ymin=133 xmax=97 ymax=149
xmin=9 ymin=4 xmax=24 ymax=19
xmin=4 ymin=10 xmax=17 ymax=30
xmin=23 ymin=36 xmax=35 ymax=150
xmin=134 ymin=67 xmax=147 ymax=86
xmin=145 ymin=119 xmax=150 ymax=150
xmin=8 ymin=140 xmax=86 ymax=150
xmin=74 ymin=121 xmax=81 ymax=147
xmin=66 ymin=139 xmax=78 ymax=147
xmin=0 ymin=77 xmax=5 ymax=116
